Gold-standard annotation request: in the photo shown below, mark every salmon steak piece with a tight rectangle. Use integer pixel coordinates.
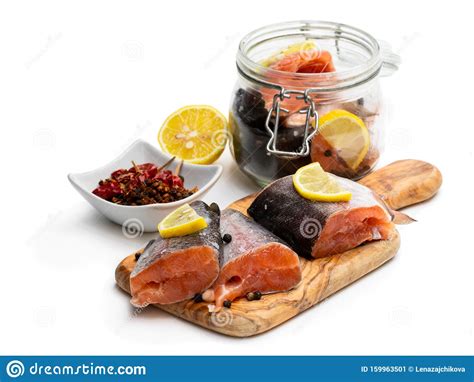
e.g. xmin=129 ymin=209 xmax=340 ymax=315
xmin=212 ymin=209 xmax=301 ymax=310
xmin=129 ymin=201 xmax=223 ymax=307
xmin=269 ymin=49 xmax=335 ymax=73
xmin=247 ymin=175 xmax=395 ymax=259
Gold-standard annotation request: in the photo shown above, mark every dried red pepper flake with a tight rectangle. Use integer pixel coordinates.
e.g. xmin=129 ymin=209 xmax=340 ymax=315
xmin=92 ymin=161 xmax=197 ymax=205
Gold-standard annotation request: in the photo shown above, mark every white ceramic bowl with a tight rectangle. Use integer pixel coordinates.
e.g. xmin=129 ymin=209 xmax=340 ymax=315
xmin=68 ymin=139 xmax=223 ymax=232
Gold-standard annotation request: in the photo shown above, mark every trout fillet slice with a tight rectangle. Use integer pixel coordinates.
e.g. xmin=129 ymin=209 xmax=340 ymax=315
xmin=212 ymin=209 xmax=301 ymax=309
xmin=129 ymin=201 xmax=223 ymax=307
xmin=247 ymin=175 xmax=395 ymax=259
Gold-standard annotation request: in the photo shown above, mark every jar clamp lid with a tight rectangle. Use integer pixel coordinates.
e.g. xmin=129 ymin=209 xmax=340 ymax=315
xmin=265 ymin=88 xmax=318 ymax=157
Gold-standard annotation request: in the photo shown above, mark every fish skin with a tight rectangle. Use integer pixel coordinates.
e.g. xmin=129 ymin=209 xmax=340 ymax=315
xmin=391 ymin=210 xmax=416 ymax=224
xmin=371 ymin=192 xmax=415 ymax=225
xmin=247 ymin=175 xmax=394 ymax=258
xmin=130 ymin=201 xmax=223 ymax=307
xmin=219 ymin=209 xmax=292 ymax=268
xmin=212 ymin=209 xmax=301 ymax=309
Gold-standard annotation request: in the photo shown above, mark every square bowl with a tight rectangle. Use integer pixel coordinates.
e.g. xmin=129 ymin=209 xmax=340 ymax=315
xmin=68 ymin=139 xmax=223 ymax=232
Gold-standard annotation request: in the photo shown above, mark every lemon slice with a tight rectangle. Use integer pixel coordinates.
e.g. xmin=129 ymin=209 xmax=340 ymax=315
xmin=261 ymin=41 xmax=318 ymax=67
xmin=158 ymin=204 xmax=208 ymax=238
xmin=158 ymin=105 xmax=228 ymax=164
xmin=293 ymin=163 xmax=352 ymax=202
xmin=283 ymin=41 xmax=317 ymax=55
xmin=317 ymin=109 xmax=370 ymax=170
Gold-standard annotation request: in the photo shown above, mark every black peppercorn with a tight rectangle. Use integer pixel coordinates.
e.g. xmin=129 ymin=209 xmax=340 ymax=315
xmin=209 ymin=202 xmax=221 ymax=216
xmin=223 ymin=300 xmax=232 ymax=308
xmin=222 ymin=233 xmax=232 ymax=243
xmin=324 ymin=149 xmax=332 ymax=157
xmin=193 ymin=293 xmax=204 ymax=303
xmin=246 ymin=291 xmax=262 ymax=301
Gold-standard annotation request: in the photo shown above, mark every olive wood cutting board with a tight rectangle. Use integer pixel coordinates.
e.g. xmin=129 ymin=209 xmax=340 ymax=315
xmin=115 ymin=159 xmax=442 ymax=337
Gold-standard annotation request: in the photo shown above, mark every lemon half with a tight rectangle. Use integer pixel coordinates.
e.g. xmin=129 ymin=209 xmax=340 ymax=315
xmin=158 ymin=105 xmax=228 ymax=164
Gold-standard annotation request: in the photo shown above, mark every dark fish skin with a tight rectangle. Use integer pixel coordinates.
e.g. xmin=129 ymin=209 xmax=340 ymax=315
xmin=132 ymin=201 xmax=223 ymax=277
xmin=247 ymin=175 xmax=392 ymax=258
xmin=220 ymin=209 xmax=291 ymax=268
xmin=248 ymin=176 xmax=332 ymax=257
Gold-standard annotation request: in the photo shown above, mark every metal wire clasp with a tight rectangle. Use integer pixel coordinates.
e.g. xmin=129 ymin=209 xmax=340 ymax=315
xmin=265 ymin=88 xmax=319 ymax=157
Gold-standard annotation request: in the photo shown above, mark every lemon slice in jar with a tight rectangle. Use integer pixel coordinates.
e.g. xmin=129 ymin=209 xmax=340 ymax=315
xmin=293 ymin=163 xmax=352 ymax=202
xmin=158 ymin=105 xmax=228 ymax=164
xmin=317 ymin=109 xmax=370 ymax=170
xmin=260 ymin=41 xmax=318 ymax=67
xmin=158 ymin=204 xmax=208 ymax=239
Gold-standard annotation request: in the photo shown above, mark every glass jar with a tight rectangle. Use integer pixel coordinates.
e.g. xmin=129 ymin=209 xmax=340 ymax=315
xmin=229 ymin=21 xmax=400 ymax=187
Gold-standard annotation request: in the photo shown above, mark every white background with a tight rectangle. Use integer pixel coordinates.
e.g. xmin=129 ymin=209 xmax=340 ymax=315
xmin=1 ymin=0 xmax=473 ymax=355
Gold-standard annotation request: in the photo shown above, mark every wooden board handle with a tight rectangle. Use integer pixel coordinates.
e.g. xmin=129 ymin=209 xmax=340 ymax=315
xmin=358 ymin=159 xmax=442 ymax=210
